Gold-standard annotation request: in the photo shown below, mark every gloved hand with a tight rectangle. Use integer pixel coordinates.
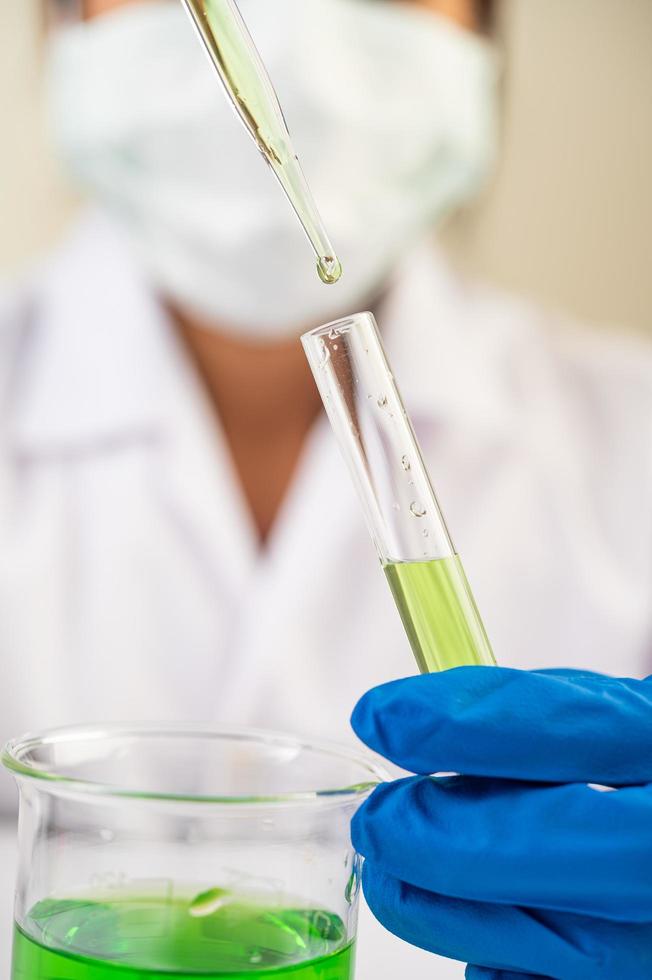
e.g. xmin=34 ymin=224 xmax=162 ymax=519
xmin=351 ymin=667 xmax=652 ymax=979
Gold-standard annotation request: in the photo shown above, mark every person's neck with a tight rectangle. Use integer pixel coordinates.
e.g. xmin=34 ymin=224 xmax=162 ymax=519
xmin=171 ymin=306 xmax=323 ymax=545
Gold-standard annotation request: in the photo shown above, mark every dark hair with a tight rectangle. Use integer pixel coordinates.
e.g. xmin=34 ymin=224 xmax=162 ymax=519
xmin=478 ymin=0 xmax=496 ymax=32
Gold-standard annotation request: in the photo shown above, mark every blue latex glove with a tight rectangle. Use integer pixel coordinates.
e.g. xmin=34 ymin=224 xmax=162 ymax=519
xmin=351 ymin=667 xmax=652 ymax=979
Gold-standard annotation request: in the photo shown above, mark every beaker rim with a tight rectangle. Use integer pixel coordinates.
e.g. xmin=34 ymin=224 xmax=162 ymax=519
xmin=1 ymin=723 xmax=387 ymax=806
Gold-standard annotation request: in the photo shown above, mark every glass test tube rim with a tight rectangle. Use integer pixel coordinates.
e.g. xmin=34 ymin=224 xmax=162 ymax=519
xmin=2 ymin=722 xmax=387 ymax=808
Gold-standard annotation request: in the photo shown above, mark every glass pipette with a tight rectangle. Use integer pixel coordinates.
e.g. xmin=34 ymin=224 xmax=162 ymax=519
xmin=180 ymin=0 xmax=342 ymax=285
xmin=302 ymin=312 xmax=496 ymax=673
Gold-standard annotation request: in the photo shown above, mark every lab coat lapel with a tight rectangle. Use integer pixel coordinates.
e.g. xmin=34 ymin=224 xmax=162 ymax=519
xmin=6 ymin=211 xmax=260 ymax=721
xmin=211 ymin=417 xmax=366 ymax=727
xmin=382 ymin=242 xmax=516 ymax=439
xmin=152 ymin=337 xmax=259 ymax=606
xmin=10 ymin=210 xmax=167 ymax=450
xmin=10 ymin=209 xmax=258 ymax=596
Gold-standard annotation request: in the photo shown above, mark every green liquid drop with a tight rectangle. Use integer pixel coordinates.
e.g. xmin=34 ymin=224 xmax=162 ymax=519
xmin=12 ymin=894 xmax=354 ymax=978
xmin=317 ymin=256 xmax=343 ymax=285
xmin=383 ymin=554 xmax=496 ymax=673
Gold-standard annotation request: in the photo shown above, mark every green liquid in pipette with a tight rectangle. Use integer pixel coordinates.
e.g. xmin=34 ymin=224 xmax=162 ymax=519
xmin=181 ymin=0 xmax=341 ymax=285
xmin=12 ymin=894 xmax=354 ymax=978
xmin=384 ymin=555 xmax=496 ymax=673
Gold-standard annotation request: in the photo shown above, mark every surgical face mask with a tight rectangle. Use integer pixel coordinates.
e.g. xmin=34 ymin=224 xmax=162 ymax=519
xmin=46 ymin=0 xmax=498 ymax=338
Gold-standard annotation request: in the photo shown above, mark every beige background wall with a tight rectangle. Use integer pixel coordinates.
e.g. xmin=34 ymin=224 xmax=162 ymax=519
xmin=444 ymin=0 xmax=652 ymax=333
xmin=2 ymin=0 xmax=652 ymax=333
xmin=0 ymin=1 xmax=77 ymax=269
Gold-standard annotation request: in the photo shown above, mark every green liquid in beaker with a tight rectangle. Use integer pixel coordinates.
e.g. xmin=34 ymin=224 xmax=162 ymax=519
xmin=12 ymin=894 xmax=354 ymax=978
xmin=384 ymin=554 xmax=496 ymax=673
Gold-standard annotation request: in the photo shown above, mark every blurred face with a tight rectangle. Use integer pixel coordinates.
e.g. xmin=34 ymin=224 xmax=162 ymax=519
xmin=48 ymin=0 xmax=496 ymax=332
xmin=82 ymin=0 xmax=480 ymax=31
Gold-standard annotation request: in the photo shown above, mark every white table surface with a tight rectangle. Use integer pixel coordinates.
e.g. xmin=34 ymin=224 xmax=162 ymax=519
xmin=0 ymin=821 xmax=463 ymax=978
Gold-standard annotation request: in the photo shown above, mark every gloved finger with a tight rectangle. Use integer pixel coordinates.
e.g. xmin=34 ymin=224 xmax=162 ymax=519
xmin=351 ymin=667 xmax=652 ymax=784
xmin=466 ymin=970 xmax=551 ymax=980
xmin=362 ymin=865 xmax=652 ymax=980
xmin=353 ymin=775 xmax=652 ymax=921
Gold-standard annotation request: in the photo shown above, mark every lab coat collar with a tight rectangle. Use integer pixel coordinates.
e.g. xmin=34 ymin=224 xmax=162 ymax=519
xmin=10 ymin=213 xmax=515 ymax=452
xmin=10 ymin=209 xmax=178 ymax=452
xmin=381 ymin=239 xmax=517 ymax=439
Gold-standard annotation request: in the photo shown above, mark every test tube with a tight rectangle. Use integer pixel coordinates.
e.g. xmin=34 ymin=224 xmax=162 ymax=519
xmin=302 ymin=312 xmax=496 ymax=674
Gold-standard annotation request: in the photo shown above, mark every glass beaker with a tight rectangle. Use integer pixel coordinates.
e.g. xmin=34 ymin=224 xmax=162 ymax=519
xmin=2 ymin=724 xmax=384 ymax=978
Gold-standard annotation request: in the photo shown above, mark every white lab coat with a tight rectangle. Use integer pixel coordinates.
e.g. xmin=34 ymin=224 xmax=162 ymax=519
xmin=1 ymin=210 xmax=652 ymax=978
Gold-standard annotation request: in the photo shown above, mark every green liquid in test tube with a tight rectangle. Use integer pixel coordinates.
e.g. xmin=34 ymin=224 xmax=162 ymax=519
xmin=181 ymin=0 xmax=341 ymax=285
xmin=302 ymin=313 xmax=496 ymax=673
